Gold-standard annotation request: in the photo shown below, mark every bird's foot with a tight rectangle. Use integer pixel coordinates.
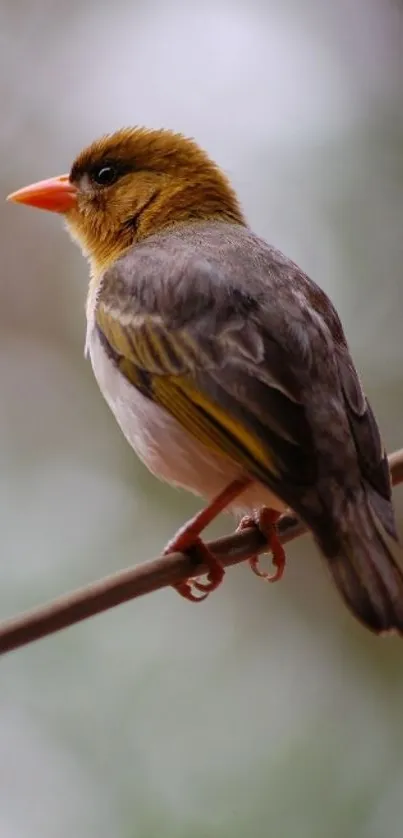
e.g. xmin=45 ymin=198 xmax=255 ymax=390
xmin=237 ymin=507 xmax=286 ymax=582
xmin=164 ymin=476 xmax=252 ymax=602
xmin=164 ymin=529 xmax=224 ymax=603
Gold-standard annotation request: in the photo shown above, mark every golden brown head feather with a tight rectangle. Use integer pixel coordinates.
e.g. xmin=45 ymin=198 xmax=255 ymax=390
xmin=65 ymin=127 xmax=246 ymax=274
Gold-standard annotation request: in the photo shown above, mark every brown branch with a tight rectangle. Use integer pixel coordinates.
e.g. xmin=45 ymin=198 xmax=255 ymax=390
xmin=1 ymin=449 xmax=402 ymax=656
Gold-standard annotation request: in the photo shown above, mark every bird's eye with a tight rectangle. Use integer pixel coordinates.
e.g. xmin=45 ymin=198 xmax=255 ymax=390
xmin=91 ymin=165 xmax=119 ymax=186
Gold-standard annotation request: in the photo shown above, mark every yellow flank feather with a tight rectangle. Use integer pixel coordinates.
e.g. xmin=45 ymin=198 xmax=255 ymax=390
xmin=151 ymin=375 xmax=276 ymax=481
xmin=96 ymin=304 xmax=278 ymax=483
xmin=175 ymin=376 xmax=276 ymax=472
xmin=143 ymin=321 xmax=186 ymax=374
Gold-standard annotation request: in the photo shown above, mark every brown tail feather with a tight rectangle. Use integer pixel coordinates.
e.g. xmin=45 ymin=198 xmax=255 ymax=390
xmin=324 ymin=492 xmax=403 ymax=634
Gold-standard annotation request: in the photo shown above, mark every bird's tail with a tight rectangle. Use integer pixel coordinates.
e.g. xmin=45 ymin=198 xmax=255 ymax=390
xmin=323 ymin=490 xmax=403 ymax=635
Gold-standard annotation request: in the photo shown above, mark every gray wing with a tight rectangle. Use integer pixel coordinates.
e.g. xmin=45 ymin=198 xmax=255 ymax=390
xmin=98 ymin=222 xmax=396 ymax=545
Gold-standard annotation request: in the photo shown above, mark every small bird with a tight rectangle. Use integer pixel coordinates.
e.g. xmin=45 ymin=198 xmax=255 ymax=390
xmin=7 ymin=127 xmax=403 ymax=634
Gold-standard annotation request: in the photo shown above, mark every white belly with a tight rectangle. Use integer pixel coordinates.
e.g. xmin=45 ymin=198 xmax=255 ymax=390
xmin=88 ymin=328 xmax=284 ymax=515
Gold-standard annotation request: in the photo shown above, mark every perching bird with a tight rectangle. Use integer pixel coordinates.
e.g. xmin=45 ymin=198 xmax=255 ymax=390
xmin=7 ymin=127 xmax=403 ymax=634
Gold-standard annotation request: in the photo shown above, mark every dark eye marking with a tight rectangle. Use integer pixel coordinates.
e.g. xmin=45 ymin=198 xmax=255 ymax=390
xmin=89 ymin=158 xmax=135 ymax=187
xmin=91 ymin=164 xmax=120 ymax=186
xmin=70 ymin=158 xmax=133 ymax=186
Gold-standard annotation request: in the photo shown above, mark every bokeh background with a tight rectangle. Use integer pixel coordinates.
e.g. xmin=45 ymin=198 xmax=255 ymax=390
xmin=1 ymin=1 xmax=403 ymax=836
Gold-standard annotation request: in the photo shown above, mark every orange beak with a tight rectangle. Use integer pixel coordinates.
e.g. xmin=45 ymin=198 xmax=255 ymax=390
xmin=7 ymin=174 xmax=77 ymax=213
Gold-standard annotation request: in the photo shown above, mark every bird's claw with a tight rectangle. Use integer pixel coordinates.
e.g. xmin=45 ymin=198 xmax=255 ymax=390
xmin=237 ymin=507 xmax=286 ymax=583
xmin=165 ymin=532 xmax=225 ymax=602
xmin=172 ymin=580 xmax=209 ymax=602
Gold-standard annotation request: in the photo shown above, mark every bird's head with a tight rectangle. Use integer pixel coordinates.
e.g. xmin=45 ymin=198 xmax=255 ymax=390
xmin=7 ymin=127 xmax=245 ymax=273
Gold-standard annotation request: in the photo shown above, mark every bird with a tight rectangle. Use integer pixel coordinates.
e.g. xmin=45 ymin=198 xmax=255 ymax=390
xmin=7 ymin=126 xmax=403 ymax=634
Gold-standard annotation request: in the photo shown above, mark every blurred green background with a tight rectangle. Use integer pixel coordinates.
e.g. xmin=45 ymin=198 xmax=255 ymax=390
xmin=1 ymin=1 xmax=403 ymax=836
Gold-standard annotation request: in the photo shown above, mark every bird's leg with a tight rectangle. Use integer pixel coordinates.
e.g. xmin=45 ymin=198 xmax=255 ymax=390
xmin=237 ymin=507 xmax=286 ymax=583
xmin=164 ymin=477 xmax=252 ymax=602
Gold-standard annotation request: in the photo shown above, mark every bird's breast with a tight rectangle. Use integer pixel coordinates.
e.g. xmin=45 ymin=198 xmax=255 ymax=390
xmin=87 ymin=326 xmax=229 ymax=493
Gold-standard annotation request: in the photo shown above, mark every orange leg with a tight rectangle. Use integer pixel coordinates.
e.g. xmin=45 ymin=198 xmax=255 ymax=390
xmin=164 ymin=477 xmax=252 ymax=602
xmin=237 ymin=507 xmax=286 ymax=583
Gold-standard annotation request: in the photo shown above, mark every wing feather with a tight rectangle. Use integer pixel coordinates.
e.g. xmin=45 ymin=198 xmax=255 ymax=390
xmin=336 ymin=348 xmax=397 ymax=540
xmin=95 ymin=293 xmax=316 ymax=496
xmin=92 ymin=224 xmax=397 ymax=557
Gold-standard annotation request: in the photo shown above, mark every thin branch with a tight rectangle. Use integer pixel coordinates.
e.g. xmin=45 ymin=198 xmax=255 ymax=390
xmin=1 ymin=449 xmax=402 ymax=656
